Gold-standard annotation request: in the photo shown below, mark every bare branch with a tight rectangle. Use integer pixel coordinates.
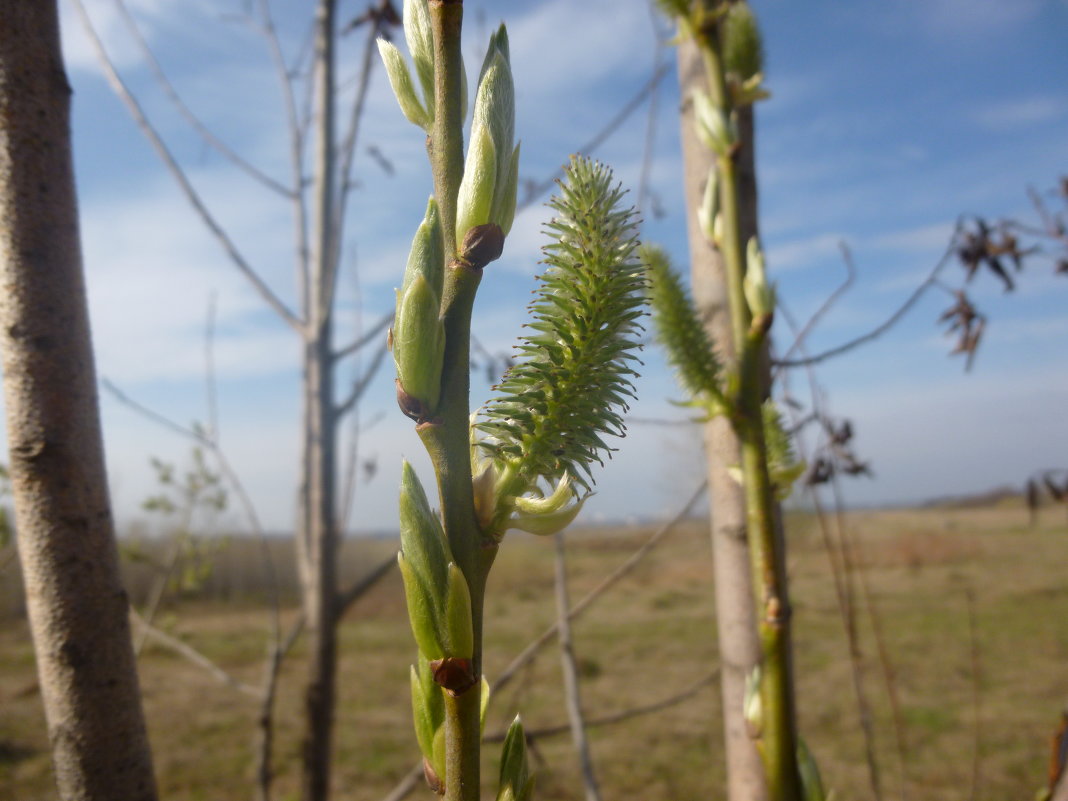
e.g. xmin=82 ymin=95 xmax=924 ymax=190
xmin=71 ymin=0 xmax=304 ymax=332
xmin=255 ymin=0 xmax=313 ymax=317
xmin=129 ymin=607 xmax=260 ymax=697
xmin=517 ymin=62 xmax=671 ymax=212
xmin=484 ymin=670 xmax=718 ymax=744
xmin=775 ymin=242 xmax=857 ymax=370
xmin=335 ymin=309 xmax=394 ymax=362
xmin=101 ymin=378 xmax=200 ymax=440
xmin=492 ymin=480 xmax=706 ymax=695
xmin=112 ymin=0 xmax=293 ymax=197
xmin=336 ymin=551 xmax=396 ymax=615
xmin=336 ymin=340 xmax=389 ymax=419
xmin=773 ymin=221 xmax=964 ymax=369
xmin=553 ymin=532 xmax=602 ymax=801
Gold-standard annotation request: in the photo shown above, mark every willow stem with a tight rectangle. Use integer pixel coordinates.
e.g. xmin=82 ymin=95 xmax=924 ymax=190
xmin=422 ymin=4 xmax=493 ymax=801
xmin=695 ymin=12 xmax=803 ymax=801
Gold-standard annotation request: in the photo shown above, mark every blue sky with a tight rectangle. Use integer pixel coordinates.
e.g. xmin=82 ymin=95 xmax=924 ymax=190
xmin=40 ymin=0 xmax=1068 ymax=534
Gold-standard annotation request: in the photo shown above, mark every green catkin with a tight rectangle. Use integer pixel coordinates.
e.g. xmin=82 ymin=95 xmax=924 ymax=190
xmin=476 ymin=157 xmax=646 ymax=492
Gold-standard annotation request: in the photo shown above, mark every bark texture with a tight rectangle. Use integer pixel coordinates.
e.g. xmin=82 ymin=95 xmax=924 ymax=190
xmin=676 ymin=39 xmax=767 ymax=801
xmin=0 ymin=4 xmax=158 ymax=799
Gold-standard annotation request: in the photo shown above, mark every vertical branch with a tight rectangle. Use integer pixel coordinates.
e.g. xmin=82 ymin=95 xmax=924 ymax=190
xmin=419 ymin=7 xmax=488 ymax=801
xmin=676 ymin=36 xmax=767 ymax=801
xmin=554 ymin=532 xmax=603 ymax=801
xmin=299 ymin=3 xmax=341 ymax=800
xmin=0 ymin=3 xmax=158 ymax=799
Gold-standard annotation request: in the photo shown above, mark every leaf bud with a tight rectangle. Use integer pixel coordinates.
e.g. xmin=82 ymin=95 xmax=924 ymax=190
xmin=697 ymin=167 xmax=720 ymax=243
xmin=457 ymin=25 xmax=518 ymax=245
xmin=402 ymin=197 xmax=444 ymax=298
xmin=496 ymin=717 xmax=535 ymax=801
xmin=693 ymin=90 xmax=737 ymax=158
xmin=377 ymin=38 xmax=429 ymax=130
xmin=797 ymin=737 xmax=828 ymax=801
xmin=743 ymin=237 xmax=775 ymax=319
xmin=403 ymin=0 xmax=435 ymax=121
xmin=410 ymin=660 xmax=445 ymax=776
xmin=443 ymin=563 xmax=474 ymax=660
xmin=393 ymin=274 xmax=445 ymax=417
xmin=398 ymin=461 xmax=449 ymax=658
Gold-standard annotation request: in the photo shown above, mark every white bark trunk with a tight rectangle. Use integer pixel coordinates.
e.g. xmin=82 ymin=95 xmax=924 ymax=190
xmin=0 ymin=4 xmax=158 ymax=799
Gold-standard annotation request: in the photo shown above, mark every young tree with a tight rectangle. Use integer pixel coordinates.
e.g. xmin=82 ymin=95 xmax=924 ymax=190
xmin=72 ymin=1 xmax=398 ymax=797
xmin=0 ymin=3 xmax=157 ymax=799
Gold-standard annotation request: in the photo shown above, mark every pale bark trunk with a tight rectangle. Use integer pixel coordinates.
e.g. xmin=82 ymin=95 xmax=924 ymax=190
xmin=676 ymin=40 xmax=767 ymax=801
xmin=0 ymin=4 xmax=158 ymax=799
xmin=299 ymin=1 xmax=340 ymax=799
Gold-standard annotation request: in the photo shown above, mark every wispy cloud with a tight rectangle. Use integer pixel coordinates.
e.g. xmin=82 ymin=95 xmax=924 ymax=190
xmin=971 ymin=95 xmax=1068 ymax=133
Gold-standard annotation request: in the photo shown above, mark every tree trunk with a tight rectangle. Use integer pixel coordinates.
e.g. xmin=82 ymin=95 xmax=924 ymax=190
xmin=0 ymin=4 xmax=158 ymax=800
xmin=299 ymin=1 xmax=341 ymax=799
xmin=676 ymin=39 xmax=767 ymax=801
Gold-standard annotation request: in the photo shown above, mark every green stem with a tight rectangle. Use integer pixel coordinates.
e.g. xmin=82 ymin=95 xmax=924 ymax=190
xmin=422 ymin=4 xmax=495 ymax=800
xmin=695 ymin=12 xmax=803 ymax=801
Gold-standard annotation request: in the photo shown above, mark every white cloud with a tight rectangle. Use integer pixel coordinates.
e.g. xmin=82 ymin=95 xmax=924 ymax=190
xmin=61 ymin=0 xmax=189 ymax=73
xmin=767 ymin=232 xmax=845 ymax=272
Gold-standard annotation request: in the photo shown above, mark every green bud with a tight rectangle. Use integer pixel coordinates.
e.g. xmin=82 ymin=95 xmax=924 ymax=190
xmin=410 ymin=661 xmax=444 ymax=767
xmin=393 ymin=274 xmax=445 ymax=414
xmin=455 ymin=125 xmax=498 ymax=247
xmin=398 ymin=461 xmax=449 ymax=658
xmin=693 ymin=90 xmax=736 ymax=158
xmin=697 ymin=167 xmax=720 ymax=243
xmin=472 ymin=461 xmax=499 ymax=531
xmin=403 ymin=0 xmax=434 ymax=121
xmin=398 ymin=552 xmax=443 ymax=659
xmin=496 ymin=717 xmax=534 ymax=801
xmin=495 ymin=143 xmax=521 ymax=237
xmin=723 ymin=2 xmax=764 ymax=83
xmin=457 ymin=25 xmax=516 ymax=244
xmin=797 ymin=737 xmax=828 ymax=801
xmin=377 ymin=38 xmax=429 ymax=130
xmin=401 ymin=197 xmax=444 ymax=298
xmin=743 ymin=237 xmax=775 ymax=318
xmin=444 ymin=562 xmax=474 ymax=660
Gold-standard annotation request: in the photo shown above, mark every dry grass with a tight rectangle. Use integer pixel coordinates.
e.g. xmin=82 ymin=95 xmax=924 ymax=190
xmin=2 ymin=504 xmax=1067 ymax=800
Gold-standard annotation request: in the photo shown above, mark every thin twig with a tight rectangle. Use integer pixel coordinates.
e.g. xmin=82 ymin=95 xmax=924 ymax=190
xmin=775 ymin=241 xmax=857 ymax=371
xmin=129 ymin=607 xmax=260 ymax=697
xmin=965 ymin=587 xmax=982 ymax=801
xmin=71 ymin=0 xmax=304 ymax=332
xmin=255 ymin=0 xmax=313 ymax=317
xmin=337 ymin=552 xmax=397 ymax=615
xmin=553 ymin=532 xmax=602 ymax=801
xmin=111 ymin=0 xmax=292 ymax=197
xmin=492 ymin=480 xmax=706 ymax=694
xmin=484 ymin=670 xmax=718 ymax=744
xmin=336 ymin=338 xmax=390 ymax=417
xmin=516 ymin=62 xmax=671 ymax=212
xmin=334 ymin=309 xmax=394 ymax=362
xmin=774 ymin=221 xmax=964 ymax=369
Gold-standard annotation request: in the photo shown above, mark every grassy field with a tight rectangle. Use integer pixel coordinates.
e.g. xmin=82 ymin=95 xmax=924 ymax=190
xmin=1 ymin=502 xmax=1066 ymax=801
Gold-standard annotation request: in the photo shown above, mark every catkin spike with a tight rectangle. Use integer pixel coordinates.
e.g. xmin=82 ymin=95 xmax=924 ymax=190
xmin=476 ymin=157 xmax=646 ymax=493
